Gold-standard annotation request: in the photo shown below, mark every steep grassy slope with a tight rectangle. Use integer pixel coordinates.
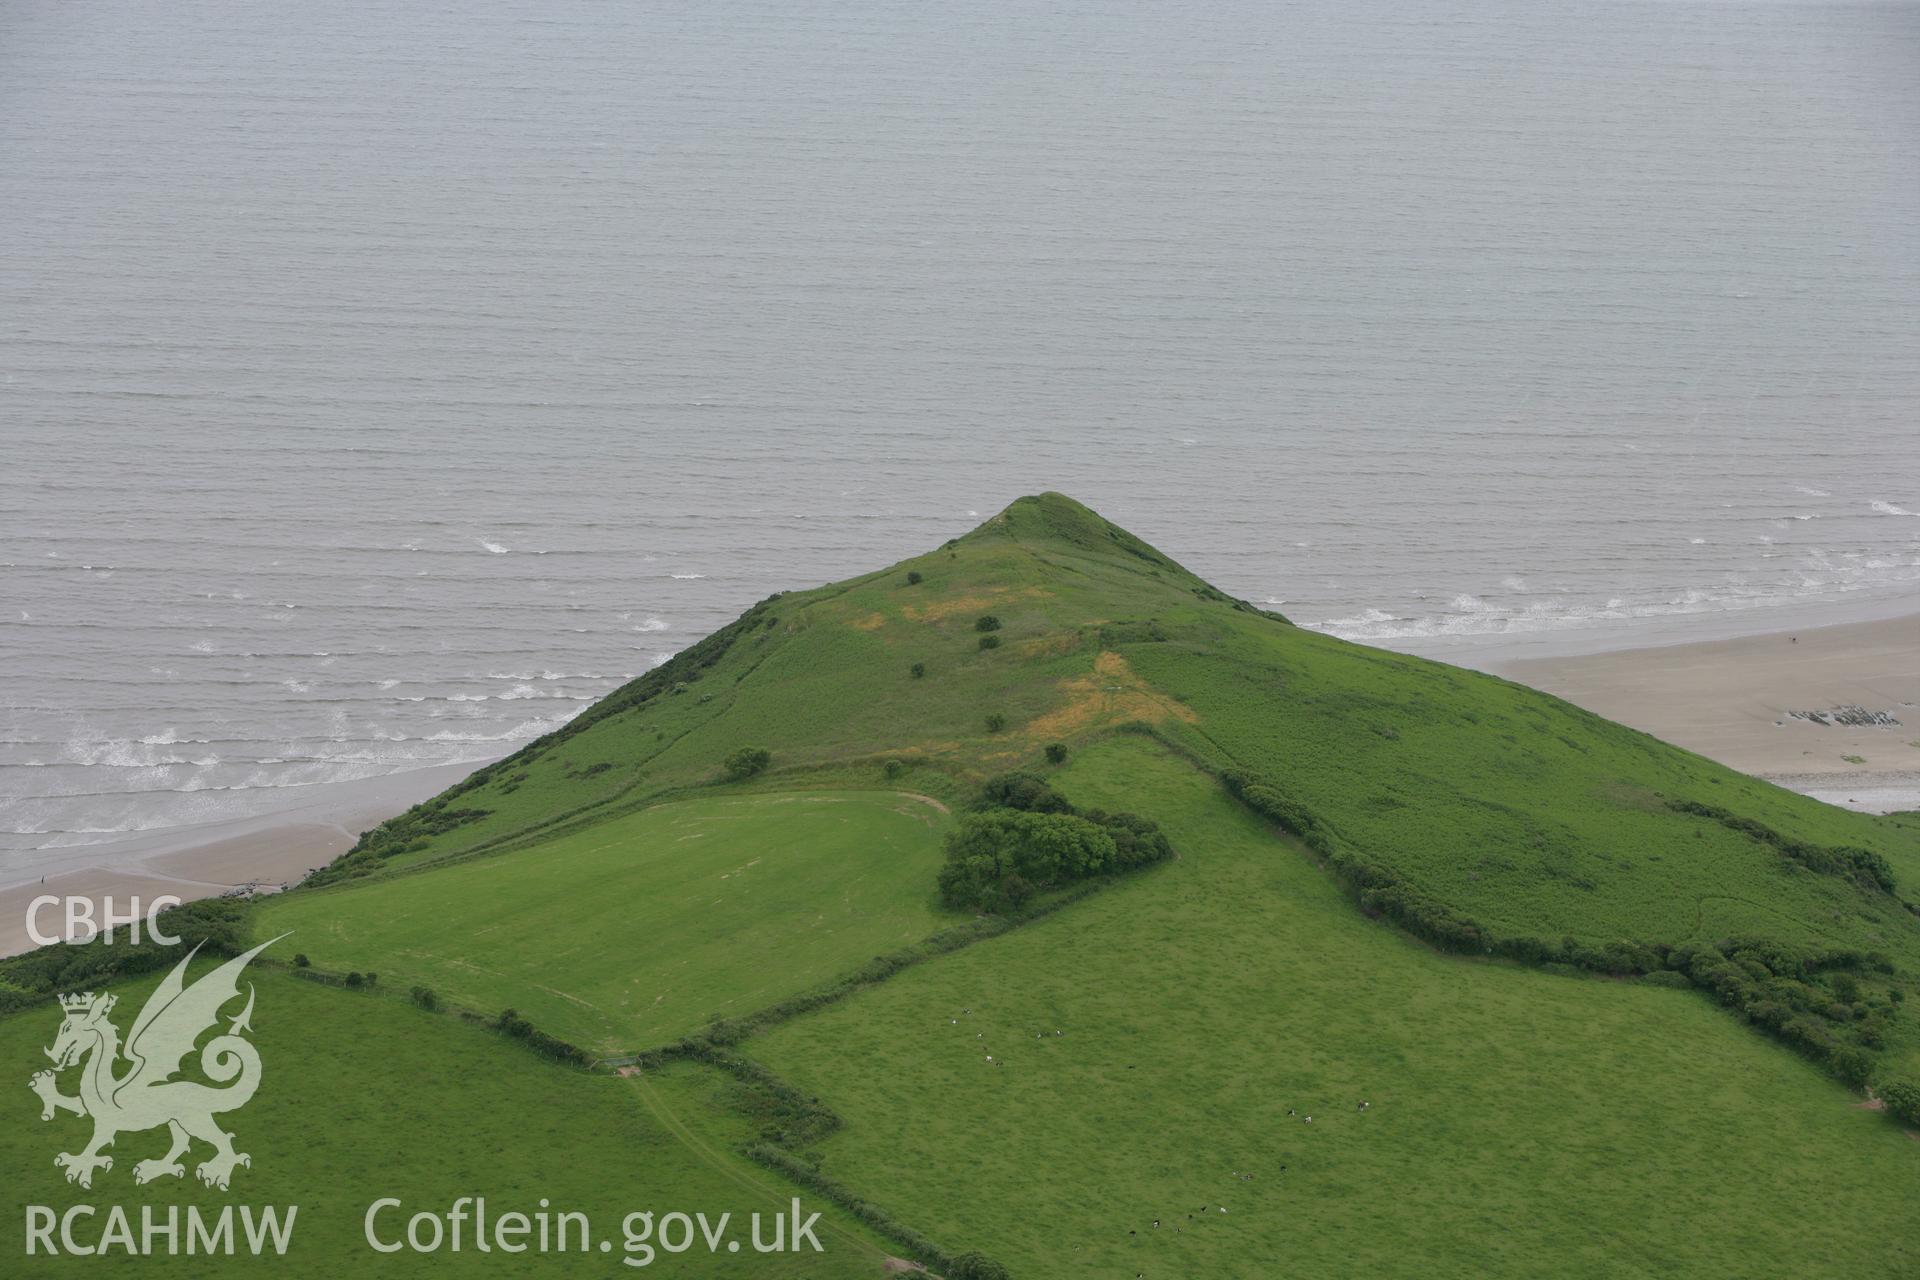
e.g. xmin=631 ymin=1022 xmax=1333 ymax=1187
xmin=256 ymin=791 xmax=954 ymax=1051
xmin=0 ymin=965 xmax=885 ymax=1277
xmin=749 ymin=738 xmax=1920 ymax=1278
xmin=312 ymin=494 xmax=1920 ymax=1079
xmin=15 ymin=493 xmax=1915 ymax=1279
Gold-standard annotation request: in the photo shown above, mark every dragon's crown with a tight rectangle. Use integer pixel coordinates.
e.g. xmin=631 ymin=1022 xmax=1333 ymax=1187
xmin=58 ymin=992 xmax=100 ymax=1012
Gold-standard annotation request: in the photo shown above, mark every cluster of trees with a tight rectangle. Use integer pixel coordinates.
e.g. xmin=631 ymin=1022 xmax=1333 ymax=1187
xmin=937 ymin=773 xmax=1172 ymax=912
xmin=1658 ymin=939 xmax=1897 ymax=1081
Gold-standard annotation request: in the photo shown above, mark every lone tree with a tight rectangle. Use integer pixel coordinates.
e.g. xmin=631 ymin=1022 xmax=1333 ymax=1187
xmin=723 ymin=747 xmax=772 ymax=781
xmin=974 ymin=614 xmax=1002 ymax=632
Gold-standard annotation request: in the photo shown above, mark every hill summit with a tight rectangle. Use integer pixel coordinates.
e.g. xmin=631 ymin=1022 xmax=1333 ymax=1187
xmin=327 ymin=492 xmax=1920 ymax=1087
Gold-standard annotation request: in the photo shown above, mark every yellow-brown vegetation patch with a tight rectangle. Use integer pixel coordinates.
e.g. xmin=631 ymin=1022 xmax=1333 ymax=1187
xmin=901 ymin=586 xmax=1050 ymax=624
xmin=1025 ymin=651 xmax=1197 ymax=740
xmin=1010 ymin=631 xmax=1083 ymax=660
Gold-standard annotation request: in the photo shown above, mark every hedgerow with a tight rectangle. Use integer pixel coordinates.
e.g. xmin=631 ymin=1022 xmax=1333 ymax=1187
xmin=493 ymin=1007 xmax=592 ymax=1067
xmin=1667 ymin=800 xmax=1900 ymax=897
xmin=1204 ymin=755 xmax=1910 ymax=1108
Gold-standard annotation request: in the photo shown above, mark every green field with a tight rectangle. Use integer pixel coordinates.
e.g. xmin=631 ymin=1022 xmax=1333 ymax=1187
xmin=326 ymin=494 xmax=1916 ymax=1079
xmin=0 ymin=964 xmax=885 ymax=1277
xmin=746 ymin=739 xmax=1920 ymax=1278
xmin=9 ymin=494 xmax=1919 ymax=1278
xmin=255 ymin=791 xmax=954 ymax=1051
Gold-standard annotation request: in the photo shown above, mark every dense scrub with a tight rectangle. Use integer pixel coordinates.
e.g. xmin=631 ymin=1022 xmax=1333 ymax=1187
xmin=937 ymin=773 xmax=1172 ymax=911
xmin=0 ymin=897 xmax=249 ymax=1015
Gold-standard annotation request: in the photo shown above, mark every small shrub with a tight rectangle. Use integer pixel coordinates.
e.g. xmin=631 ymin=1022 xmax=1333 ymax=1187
xmin=978 ymin=635 xmax=1001 ymax=650
xmin=1830 ymin=1046 xmax=1874 ymax=1087
xmin=982 ymin=773 xmax=1070 ymax=813
xmin=883 ymin=759 xmax=907 ymax=780
xmin=985 ymin=714 xmax=1006 ymax=733
xmin=910 ymin=662 xmax=926 ymax=679
xmin=906 ymin=570 xmax=923 ymax=585
xmin=722 ymin=747 xmax=772 ymax=781
xmin=1880 ymin=1079 xmax=1920 ymax=1126
xmin=293 ymin=953 xmax=310 ymax=969
xmin=1044 ymin=743 xmax=1068 ymax=764
xmin=949 ymin=1252 xmax=1012 ymax=1280
xmin=409 ymin=985 xmax=439 ymax=1012
xmin=345 ymin=972 xmax=365 ymax=989
xmin=974 ymin=615 xmax=1002 ymax=632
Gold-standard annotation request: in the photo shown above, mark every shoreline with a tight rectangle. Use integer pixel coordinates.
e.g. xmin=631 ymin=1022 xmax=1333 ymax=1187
xmin=0 ymin=760 xmax=486 ymax=957
xmin=9 ymin=605 xmax=1918 ymax=959
xmin=1353 ymin=584 xmax=1920 ymax=671
xmin=1489 ymin=612 xmax=1920 ymax=814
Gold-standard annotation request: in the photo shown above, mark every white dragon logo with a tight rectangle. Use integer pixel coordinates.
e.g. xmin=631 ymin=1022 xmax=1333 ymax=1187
xmin=27 ymin=936 xmax=284 ymax=1190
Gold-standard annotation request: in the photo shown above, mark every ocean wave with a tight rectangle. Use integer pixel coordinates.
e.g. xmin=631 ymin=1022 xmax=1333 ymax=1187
xmin=1870 ymin=500 xmax=1916 ymax=517
xmin=1311 ymin=571 xmax=1920 ymax=644
xmin=138 ymin=730 xmax=205 ymax=746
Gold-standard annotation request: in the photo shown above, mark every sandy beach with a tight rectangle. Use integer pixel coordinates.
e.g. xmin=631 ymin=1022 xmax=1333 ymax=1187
xmin=7 ymin=612 xmax=1914 ymax=959
xmin=1494 ymin=613 xmax=1920 ymax=813
xmin=0 ymin=760 xmax=480 ymax=957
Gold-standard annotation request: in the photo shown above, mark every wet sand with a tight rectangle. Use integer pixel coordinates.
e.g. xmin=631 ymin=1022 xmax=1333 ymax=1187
xmin=1494 ymin=613 xmax=1920 ymax=813
xmin=0 ymin=760 xmax=481 ymax=957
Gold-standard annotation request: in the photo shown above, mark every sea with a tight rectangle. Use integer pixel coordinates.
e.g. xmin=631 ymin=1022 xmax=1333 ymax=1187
xmin=3 ymin=0 xmax=1917 ymax=865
